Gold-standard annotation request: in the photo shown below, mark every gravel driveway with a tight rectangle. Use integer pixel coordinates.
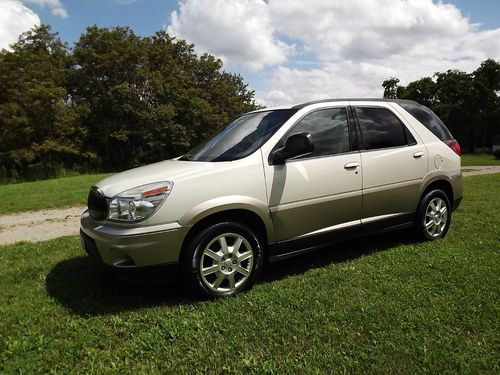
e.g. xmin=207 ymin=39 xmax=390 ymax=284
xmin=0 ymin=165 xmax=498 ymax=245
xmin=0 ymin=206 xmax=85 ymax=245
xmin=461 ymin=165 xmax=500 ymax=176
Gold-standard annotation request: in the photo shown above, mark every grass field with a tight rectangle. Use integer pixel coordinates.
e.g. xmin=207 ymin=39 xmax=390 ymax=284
xmin=0 ymin=173 xmax=111 ymax=215
xmin=0 ymin=173 xmax=498 ymax=373
xmin=461 ymin=153 xmax=500 ymax=166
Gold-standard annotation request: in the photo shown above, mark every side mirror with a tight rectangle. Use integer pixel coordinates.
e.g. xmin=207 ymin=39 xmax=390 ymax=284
xmin=270 ymin=133 xmax=314 ymax=165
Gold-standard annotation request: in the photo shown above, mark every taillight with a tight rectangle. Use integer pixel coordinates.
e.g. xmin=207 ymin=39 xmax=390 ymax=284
xmin=444 ymin=139 xmax=461 ymax=156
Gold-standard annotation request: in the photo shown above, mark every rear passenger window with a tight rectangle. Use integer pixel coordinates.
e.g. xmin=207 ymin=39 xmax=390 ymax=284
xmin=287 ymin=107 xmax=350 ymax=158
xmin=398 ymin=102 xmax=453 ymax=141
xmin=356 ymin=107 xmax=409 ymax=150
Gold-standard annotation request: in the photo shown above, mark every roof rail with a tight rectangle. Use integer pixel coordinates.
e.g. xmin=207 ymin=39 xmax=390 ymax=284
xmin=291 ymin=98 xmax=419 ymax=110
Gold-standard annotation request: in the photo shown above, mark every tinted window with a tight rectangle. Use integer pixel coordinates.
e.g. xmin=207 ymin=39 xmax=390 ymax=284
xmin=287 ymin=108 xmax=350 ymax=158
xmin=356 ymin=107 xmax=408 ymax=150
xmin=182 ymin=109 xmax=297 ymax=162
xmin=398 ymin=102 xmax=453 ymax=141
xmin=405 ymin=127 xmax=417 ymax=145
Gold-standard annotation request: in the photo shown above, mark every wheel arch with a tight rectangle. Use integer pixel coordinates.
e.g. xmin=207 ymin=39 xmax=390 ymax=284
xmin=178 ymin=198 xmax=274 ymax=263
xmin=419 ymin=178 xmax=453 ymax=206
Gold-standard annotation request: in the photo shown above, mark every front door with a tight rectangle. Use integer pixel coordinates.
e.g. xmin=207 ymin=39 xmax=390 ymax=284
xmin=262 ymin=106 xmax=363 ymax=255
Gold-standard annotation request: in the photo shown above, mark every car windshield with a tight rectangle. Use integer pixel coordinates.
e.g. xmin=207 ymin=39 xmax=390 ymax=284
xmin=180 ymin=109 xmax=297 ymax=162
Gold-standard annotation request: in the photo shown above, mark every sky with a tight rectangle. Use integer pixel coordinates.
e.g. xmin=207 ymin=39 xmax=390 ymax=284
xmin=1 ymin=0 xmax=499 ymax=106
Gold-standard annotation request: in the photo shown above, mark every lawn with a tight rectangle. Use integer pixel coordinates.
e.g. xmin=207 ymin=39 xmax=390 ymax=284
xmin=461 ymin=153 xmax=500 ymax=166
xmin=0 ymin=173 xmax=112 ymax=215
xmin=0 ymin=174 xmax=499 ymax=373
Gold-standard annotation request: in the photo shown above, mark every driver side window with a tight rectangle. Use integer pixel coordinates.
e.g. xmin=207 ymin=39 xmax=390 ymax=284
xmin=286 ymin=107 xmax=350 ymax=158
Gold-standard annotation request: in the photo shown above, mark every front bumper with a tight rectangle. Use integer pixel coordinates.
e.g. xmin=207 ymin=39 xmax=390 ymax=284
xmin=80 ymin=210 xmax=190 ymax=269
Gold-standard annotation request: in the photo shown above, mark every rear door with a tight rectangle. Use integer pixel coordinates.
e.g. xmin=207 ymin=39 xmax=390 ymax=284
xmin=352 ymin=102 xmax=428 ymax=226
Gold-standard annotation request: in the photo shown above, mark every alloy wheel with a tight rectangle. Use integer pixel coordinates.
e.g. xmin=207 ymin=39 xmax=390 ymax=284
xmin=199 ymin=233 xmax=254 ymax=293
xmin=424 ymin=197 xmax=448 ymax=238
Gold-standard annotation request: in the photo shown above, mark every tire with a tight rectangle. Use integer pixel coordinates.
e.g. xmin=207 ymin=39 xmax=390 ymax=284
xmin=181 ymin=221 xmax=264 ymax=298
xmin=415 ymin=189 xmax=452 ymax=241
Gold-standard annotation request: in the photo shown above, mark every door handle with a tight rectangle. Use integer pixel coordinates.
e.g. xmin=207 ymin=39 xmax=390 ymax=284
xmin=413 ymin=151 xmax=424 ymax=158
xmin=344 ymin=162 xmax=360 ymax=170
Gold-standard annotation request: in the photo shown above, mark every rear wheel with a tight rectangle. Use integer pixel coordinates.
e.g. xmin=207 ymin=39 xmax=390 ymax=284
xmin=416 ymin=189 xmax=451 ymax=241
xmin=181 ymin=221 xmax=264 ymax=298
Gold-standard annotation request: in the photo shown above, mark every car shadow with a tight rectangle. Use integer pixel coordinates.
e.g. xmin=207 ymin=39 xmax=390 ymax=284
xmin=46 ymin=229 xmax=417 ymax=317
xmin=45 ymin=257 xmax=195 ymax=316
xmin=259 ymin=229 xmax=416 ymax=283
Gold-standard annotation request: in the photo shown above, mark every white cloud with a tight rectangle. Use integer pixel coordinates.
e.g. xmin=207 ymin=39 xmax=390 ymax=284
xmin=167 ymin=0 xmax=292 ymax=71
xmin=165 ymin=0 xmax=500 ymax=106
xmin=0 ymin=0 xmax=40 ymax=50
xmin=259 ymin=62 xmax=395 ymax=106
xmin=269 ymin=0 xmax=471 ymax=62
xmin=24 ymin=0 xmax=68 ymax=18
xmin=259 ymin=0 xmax=500 ymax=106
xmin=164 ymin=0 xmax=500 ymax=105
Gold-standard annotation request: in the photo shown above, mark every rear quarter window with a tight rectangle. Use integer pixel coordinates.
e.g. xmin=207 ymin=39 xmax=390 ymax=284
xmin=398 ymin=102 xmax=453 ymax=141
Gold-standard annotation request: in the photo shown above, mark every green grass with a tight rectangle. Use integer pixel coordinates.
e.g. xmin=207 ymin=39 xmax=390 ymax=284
xmin=461 ymin=153 xmax=500 ymax=166
xmin=0 ymin=173 xmax=111 ymax=215
xmin=0 ymin=175 xmax=499 ymax=373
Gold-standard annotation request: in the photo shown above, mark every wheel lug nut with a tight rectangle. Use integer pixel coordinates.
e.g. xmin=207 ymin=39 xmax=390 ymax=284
xmin=232 ymin=260 xmax=236 ymax=264
xmin=228 ymin=268 xmax=232 ymax=272
xmin=221 ymin=266 xmax=225 ymax=270
xmin=221 ymin=258 xmax=225 ymax=261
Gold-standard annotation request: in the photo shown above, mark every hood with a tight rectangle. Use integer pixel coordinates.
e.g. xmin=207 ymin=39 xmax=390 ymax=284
xmin=95 ymin=159 xmax=215 ymax=197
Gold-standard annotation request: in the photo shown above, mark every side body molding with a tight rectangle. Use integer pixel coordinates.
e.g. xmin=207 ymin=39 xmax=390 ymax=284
xmin=178 ymin=195 xmax=276 ymax=243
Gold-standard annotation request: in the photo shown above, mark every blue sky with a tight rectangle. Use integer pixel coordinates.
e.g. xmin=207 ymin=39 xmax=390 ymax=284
xmin=448 ymin=0 xmax=500 ymax=29
xmin=2 ymin=0 xmax=499 ymax=105
xmin=36 ymin=0 xmax=180 ymax=44
xmin=26 ymin=0 xmax=500 ymax=43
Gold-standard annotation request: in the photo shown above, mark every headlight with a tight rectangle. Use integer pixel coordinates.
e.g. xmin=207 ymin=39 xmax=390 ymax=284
xmin=108 ymin=181 xmax=173 ymax=222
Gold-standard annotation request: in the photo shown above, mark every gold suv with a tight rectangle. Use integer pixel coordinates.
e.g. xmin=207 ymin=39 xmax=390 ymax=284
xmin=81 ymin=99 xmax=463 ymax=298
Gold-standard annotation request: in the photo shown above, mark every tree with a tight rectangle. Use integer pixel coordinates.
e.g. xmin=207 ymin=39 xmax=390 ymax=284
xmin=401 ymin=77 xmax=437 ymax=107
xmin=0 ymin=25 xmax=86 ymax=180
xmin=0 ymin=24 xmax=258 ymax=180
xmin=433 ymin=70 xmax=473 ymax=150
xmin=70 ymin=26 xmax=258 ymax=171
xmin=470 ymin=59 xmax=500 ymax=150
xmin=382 ymin=77 xmax=400 ymax=99
xmin=381 ymin=60 xmax=500 ymax=152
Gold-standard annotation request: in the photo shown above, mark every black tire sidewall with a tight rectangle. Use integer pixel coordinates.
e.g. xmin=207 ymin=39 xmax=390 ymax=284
xmin=416 ymin=189 xmax=452 ymax=241
xmin=181 ymin=221 xmax=264 ymax=298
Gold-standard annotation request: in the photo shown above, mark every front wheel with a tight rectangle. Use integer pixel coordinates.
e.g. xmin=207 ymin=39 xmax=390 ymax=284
xmin=181 ymin=222 xmax=264 ymax=298
xmin=415 ymin=189 xmax=452 ymax=241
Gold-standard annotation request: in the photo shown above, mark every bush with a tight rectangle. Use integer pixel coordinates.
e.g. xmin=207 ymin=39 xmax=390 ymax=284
xmin=493 ymin=149 xmax=500 ymax=160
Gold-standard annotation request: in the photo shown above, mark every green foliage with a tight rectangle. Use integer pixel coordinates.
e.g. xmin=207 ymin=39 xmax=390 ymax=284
xmin=382 ymin=77 xmax=400 ymax=99
xmin=0 ymin=26 xmax=88 ymax=180
xmin=493 ymin=149 xmax=500 ymax=160
xmin=0 ymin=174 xmax=498 ymax=373
xmin=0 ymin=25 xmax=257 ymax=180
xmin=382 ymin=59 xmax=500 ymax=152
